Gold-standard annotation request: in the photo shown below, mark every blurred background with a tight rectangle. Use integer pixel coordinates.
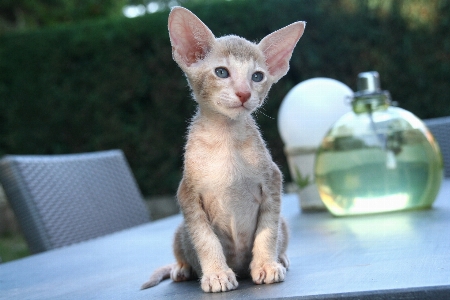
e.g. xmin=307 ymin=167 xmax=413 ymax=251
xmin=0 ymin=0 xmax=449 ymax=261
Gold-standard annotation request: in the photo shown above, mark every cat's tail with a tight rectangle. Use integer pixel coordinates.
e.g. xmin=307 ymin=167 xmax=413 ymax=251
xmin=141 ymin=264 xmax=174 ymax=290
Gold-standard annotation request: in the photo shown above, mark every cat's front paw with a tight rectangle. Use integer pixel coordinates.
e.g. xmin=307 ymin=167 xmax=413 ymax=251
xmin=250 ymin=261 xmax=286 ymax=284
xmin=201 ymin=269 xmax=238 ymax=292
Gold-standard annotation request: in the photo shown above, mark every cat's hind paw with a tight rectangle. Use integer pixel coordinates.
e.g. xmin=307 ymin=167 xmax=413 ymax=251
xmin=279 ymin=253 xmax=290 ymax=269
xmin=250 ymin=261 xmax=286 ymax=285
xmin=201 ymin=269 xmax=238 ymax=292
xmin=170 ymin=263 xmax=192 ymax=282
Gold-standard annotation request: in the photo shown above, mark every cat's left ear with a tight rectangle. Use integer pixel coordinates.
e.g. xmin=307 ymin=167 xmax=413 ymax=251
xmin=258 ymin=22 xmax=305 ymax=82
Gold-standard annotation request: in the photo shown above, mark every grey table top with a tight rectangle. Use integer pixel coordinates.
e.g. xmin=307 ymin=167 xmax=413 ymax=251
xmin=1 ymin=180 xmax=450 ymax=300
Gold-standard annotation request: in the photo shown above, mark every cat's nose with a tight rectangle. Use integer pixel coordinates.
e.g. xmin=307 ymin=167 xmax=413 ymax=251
xmin=236 ymin=91 xmax=251 ymax=104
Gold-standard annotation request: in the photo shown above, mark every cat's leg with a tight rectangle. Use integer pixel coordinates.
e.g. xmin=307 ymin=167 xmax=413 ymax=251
xmin=250 ymin=163 xmax=287 ymax=285
xmin=278 ymin=217 xmax=290 ymax=269
xmin=177 ymin=180 xmax=238 ymax=292
xmin=171 ymin=224 xmax=195 ymax=282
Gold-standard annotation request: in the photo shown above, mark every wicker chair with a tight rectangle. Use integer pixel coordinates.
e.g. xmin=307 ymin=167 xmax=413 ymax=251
xmin=0 ymin=150 xmax=150 ymax=253
xmin=424 ymin=116 xmax=450 ymax=178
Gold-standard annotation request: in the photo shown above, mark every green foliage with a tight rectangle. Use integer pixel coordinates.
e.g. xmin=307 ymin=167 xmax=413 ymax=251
xmin=0 ymin=232 xmax=29 ymax=262
xmin=0 ymin=0 xmax=127 ymax=33
xmin=0 ymin=0 xmax=449 ymax=196
xmin=294 ymin=167 xmax=310 ymax=190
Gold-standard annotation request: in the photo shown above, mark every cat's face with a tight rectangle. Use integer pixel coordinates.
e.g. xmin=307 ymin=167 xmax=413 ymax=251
xmin=186 ymin=36 xmax=273 ymax=120
xmin=168 ymin=7 xmax=305 ymax=121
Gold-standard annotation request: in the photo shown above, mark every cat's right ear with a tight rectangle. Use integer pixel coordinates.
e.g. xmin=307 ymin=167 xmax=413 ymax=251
xmin=168 ymin=7 xmax=215 ymax=68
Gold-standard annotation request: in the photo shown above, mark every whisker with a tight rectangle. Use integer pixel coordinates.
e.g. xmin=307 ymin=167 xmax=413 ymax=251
xmin=254 ymin=106 xmax=275 ymax=120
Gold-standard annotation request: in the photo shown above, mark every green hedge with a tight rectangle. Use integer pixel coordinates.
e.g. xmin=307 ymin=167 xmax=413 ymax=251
xmin=1 ymin=0 xmax=449 ymax=196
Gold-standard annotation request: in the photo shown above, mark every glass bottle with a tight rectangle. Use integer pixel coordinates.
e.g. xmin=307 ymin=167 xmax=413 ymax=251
xmin=314 ymin=71 xmax=443 ymax=216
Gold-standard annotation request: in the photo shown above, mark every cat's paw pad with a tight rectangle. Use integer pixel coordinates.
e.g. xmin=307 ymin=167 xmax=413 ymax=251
xmin=201 ymin=269 xmax=238 ymax=292
xmin=170 ymin=263 xmax=192 ymax=282
xmin=251 ymin=261 xmax=286 ymax=284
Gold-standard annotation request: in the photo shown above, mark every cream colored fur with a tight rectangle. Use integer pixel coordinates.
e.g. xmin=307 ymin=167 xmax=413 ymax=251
xmin=142 ymin=6 xmax=305 ymax=293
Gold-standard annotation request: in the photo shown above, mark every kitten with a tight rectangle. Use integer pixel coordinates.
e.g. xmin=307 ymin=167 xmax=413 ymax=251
xmin=142 ymin=6 xmax=305 ymax=293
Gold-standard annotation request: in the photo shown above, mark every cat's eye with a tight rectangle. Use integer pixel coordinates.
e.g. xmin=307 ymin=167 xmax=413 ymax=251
xmin=215 ymin=67 xmax=229 ymax=78
xmin=252 ymin=72 xmax=264 ymax=82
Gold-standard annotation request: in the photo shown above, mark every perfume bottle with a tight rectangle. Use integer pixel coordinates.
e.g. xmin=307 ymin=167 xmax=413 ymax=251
xmin=314 ymin=72 xmax=443 ymax=216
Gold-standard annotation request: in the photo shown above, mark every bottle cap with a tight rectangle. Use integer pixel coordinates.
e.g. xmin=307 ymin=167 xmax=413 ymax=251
xmin=357 ymin=71 xmax=381 ymax=94
xmin=352 ymin=71 xmax=391 ymax=113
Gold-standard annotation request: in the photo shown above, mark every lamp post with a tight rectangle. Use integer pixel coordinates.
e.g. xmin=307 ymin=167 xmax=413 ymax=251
xmin=278 ymin=78 xmax=353 ymax=211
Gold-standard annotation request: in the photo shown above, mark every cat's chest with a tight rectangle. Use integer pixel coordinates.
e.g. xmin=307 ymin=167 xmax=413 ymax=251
xmin=183 ymin=117 xmax=272 ymax=205
xmin=186 ymin=132 xmax=266 ymax=184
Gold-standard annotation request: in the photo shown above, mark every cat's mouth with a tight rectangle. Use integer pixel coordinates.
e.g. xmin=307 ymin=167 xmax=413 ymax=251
xmin=221 ymin=101 xmax=253 ymax=117
xmin=229 ymin=103 xmax=249 ymax=110
xmin=231 ymin=106 xmax=249 ymax=113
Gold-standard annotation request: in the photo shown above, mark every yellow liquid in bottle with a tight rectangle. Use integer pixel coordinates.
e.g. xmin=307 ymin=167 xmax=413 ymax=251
xmin=315 ymin=128 xmax=443 ymax=216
